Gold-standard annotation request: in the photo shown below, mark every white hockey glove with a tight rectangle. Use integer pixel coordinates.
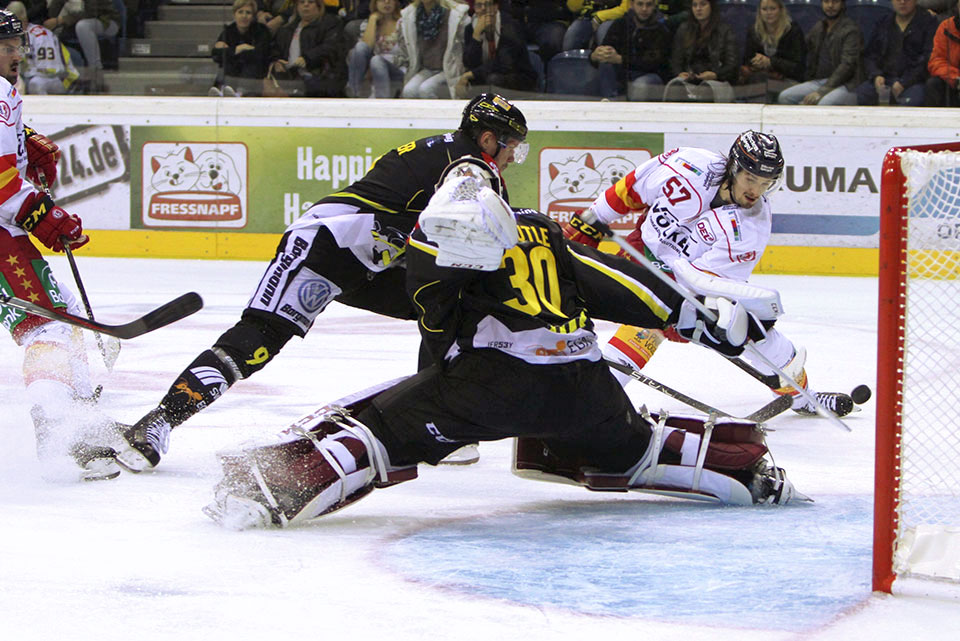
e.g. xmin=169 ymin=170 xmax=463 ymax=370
xmin=674 ymin=296 xmax=764 ymax=357
xmin=419 ymin=175 xmax=517 ymax=271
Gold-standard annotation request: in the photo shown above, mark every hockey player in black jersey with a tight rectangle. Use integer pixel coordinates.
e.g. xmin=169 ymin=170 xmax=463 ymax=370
xmin=114 ymin=94 xmax=528 ymax=472
xmin=202 ymin=173 xmax=808 ymax=530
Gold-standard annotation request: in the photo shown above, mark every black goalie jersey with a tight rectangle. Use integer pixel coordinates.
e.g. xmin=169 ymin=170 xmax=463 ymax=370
xmin=406 ymin=209 xmax=684 ymax=366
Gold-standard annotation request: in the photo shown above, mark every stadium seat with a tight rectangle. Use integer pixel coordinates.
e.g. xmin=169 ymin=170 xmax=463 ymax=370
xmin=783 ymin=0 xmax=823 ymax=36
xmin=845 ymin=0 xmax=894 ymax=43
xmin=528 ymin=49 xmax=546 ymax=94
xmin=717 ymin=0 xmax=759 ymax=62
xmin=547 ymin=50 xmax=603 ymax=96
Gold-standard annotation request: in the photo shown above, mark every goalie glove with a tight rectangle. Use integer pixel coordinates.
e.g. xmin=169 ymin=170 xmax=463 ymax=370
xmin=24 ymin=126 xmax=61 ymax=188
xmin=16 ymin=192 xmax=88 ymax=252
xmin=674 ymin=296 xmax=764 ymax=357
xmin=419 ymin=175 xmax=517 ymax=271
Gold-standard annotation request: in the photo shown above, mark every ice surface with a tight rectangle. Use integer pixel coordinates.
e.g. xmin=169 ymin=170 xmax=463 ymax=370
xmin=1 ymin=257 xmax=959 ymax=640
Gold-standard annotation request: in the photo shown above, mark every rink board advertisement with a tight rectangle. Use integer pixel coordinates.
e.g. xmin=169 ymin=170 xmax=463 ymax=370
xmin=129 ymin=126 xmax=665 ymax=233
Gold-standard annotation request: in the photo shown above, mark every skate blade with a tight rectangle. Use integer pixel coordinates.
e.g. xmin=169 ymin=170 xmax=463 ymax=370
xmin=114 ymin=448 xmax=155 ymax=474
xmin=438 ymin=444 xmax=480 ymax=465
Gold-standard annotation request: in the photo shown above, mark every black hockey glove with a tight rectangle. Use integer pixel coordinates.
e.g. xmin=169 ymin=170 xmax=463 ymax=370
xmin=673 ymin=296 xmax=764 ymax=357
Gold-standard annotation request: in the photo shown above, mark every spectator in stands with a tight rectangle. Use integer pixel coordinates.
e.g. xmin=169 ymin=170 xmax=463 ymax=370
xmin=855 ymin=0 xmax=936 ymax=105
xmin=268 ymin=0 xmax=347 ymax=96
xmin=739 ymin=0 xmax=805 ymax=103
xmin=8 ymin=1 xmax=78 ymax=94
xmin=564 ymin=0 xmax=629 ymax=50
xmin=259 ymin=0 xmax=297 ymax=34
xmin=45 ymin=0 xmax=119 ymax=91
xmin=212 ymin=0 xmax=274 ymax=96
xmin=456 ymin=0 xmax=536 ymax=96
xmin=394 ymin=0 xmax=469 ymax=98
xmin=508 ymin=0 xmax=572 ymax=64
xmin=346 ymin=0 xmax=403 ymax=97
xmin=925 ymin=0 xmax=960 ymax=106
xmin=663 ymin=0 xmax=737 ymax=102
xmin=591 ymin=0 xmax=672 ymax=100
xmin=777 ymin=0 xmax=862 ymax=104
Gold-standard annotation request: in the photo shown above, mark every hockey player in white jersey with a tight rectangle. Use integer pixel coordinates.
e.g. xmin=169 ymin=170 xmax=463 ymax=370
xmin=7 ymin=2 xmax=79 ymax=95
xmin=0 ymin=10 xmax=120 ymax=481
xmin=564 ymin=130 xmax=853 ymax=417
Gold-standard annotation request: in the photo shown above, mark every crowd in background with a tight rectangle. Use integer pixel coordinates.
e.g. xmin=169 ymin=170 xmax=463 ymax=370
xmin=3 ymin=0 xmax=960 ymax=105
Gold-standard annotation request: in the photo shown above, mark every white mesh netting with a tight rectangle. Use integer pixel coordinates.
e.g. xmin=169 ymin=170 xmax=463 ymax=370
xmin=892 ymin=150 xmax=960 ymax=584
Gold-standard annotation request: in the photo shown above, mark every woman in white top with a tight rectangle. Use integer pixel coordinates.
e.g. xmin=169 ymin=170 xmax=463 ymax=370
xmin=346 ymin=0 xmax=403 ymax=98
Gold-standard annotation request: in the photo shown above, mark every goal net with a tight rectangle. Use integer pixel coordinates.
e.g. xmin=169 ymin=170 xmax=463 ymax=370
xmin=875 ymin=143 xmax=960 ymax=598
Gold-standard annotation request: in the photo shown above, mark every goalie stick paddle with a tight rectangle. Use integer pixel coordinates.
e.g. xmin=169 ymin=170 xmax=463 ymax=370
xmin=0 ymin=292 xmax=203 ymax=339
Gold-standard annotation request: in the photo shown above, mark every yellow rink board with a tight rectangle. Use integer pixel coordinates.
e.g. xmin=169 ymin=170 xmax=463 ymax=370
xmin=56 ymin=231 xmax=881 ymax=277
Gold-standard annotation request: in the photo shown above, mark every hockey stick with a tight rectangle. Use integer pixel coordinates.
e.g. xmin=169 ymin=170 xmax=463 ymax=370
xmin=605 ymin=358 xmax=793 ymax=423
xmin=605 ymin=358 xmax=732 ymax=417
xmin=62 ymin=240 xmax=121 ymax=371
xmin=604 ymin=232 xmax=851 ymax=432
xmin=0 ymin=291 xmax=203 ymax=339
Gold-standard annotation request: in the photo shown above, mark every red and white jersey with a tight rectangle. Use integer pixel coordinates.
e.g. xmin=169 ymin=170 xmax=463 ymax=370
xmin=0 ymin=77 xmax=36 ymax=238
xmin=589 ymin=147 xmax=772 ymax=283
xmin=23 ymin=23 xmax=79 ymax=86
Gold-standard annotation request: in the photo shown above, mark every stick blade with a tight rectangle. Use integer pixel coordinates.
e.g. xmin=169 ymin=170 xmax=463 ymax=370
xmin=112 ymin=292 xmax=204 ymax=339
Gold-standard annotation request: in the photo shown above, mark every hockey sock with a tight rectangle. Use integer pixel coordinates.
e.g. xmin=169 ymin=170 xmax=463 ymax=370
xmin=603 ymin=325 xmax=664 ymax=386
xmin=159 ymin=349 xmax=239 ymax=426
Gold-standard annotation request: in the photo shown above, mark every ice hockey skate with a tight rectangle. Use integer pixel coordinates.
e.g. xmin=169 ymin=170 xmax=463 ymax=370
xmin=31 ymin=405 xmax=121 ymax=482
xmin=114 ymin=407 xmax=172 ymax=472
xmin=792 ymin=392 xmax=854 ymax=418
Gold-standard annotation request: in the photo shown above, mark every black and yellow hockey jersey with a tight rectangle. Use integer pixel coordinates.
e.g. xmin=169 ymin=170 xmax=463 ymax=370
xmin=406 ymin=209 xmax=682 ymax=366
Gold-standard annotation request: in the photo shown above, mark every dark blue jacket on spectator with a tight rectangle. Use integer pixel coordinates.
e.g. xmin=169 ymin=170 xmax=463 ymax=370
xmin=601 ymin=9 xmax=672 ymax=88
xmin=862 ymin=9 xmax=938 ymax=89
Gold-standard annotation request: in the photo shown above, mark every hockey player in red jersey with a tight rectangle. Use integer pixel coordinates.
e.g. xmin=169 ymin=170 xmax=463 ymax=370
xmin=0 ymin=10 xmax=119 ymax=481
xmin=202 ymin=172 xmax=807 ymax=530
xmin=564 ymin=130 xmax=854 ymax=417
xmin=115 ymin=94 xmax=528 ymax=472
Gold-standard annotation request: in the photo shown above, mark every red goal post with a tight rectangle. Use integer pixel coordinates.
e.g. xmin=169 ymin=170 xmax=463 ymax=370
xmin=875 ymin=142 xmax=960 ymax=598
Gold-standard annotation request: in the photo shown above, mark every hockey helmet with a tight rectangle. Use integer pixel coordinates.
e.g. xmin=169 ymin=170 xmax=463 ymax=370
xmin=436 ymin=155 xmax=503 ymax=197
xmin=459 ymin=93 xmax=529 ymax=164
xmin=0 ymin=10 xmax=23 ymax=41
xmin=729 ymin=131 xmax=784 ymax=181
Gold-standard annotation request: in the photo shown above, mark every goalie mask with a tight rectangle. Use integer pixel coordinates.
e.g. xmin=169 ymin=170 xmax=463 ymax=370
xmin=436 ymin=156 xmax=503 ymax=197
xmin=727 ymin=130 xmax=784 ymax=193
xmin=459 ymin=93 xmax=529 ymax=164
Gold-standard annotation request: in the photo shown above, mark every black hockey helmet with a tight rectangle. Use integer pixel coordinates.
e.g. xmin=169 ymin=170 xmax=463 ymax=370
xmin=0 ymin=10 xmax=24 ymax=40
xmin=729 ymin=130 xmax=784 ymax=182
xmin=435 ymin=155 xmax=503 ymax=197
xmin=459 ymin=93 xmax=529 ymax=163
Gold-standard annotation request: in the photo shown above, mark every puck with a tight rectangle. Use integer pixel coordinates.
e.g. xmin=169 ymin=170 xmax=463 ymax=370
xmin=851 ymin=384 xmax=872 ymax=405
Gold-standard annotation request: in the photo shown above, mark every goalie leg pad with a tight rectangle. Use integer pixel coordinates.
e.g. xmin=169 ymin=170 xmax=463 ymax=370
xmin=513 ymin=410 xmax=798 ymax=505
xmin=205 ymin=409 xmax=417 ymax=529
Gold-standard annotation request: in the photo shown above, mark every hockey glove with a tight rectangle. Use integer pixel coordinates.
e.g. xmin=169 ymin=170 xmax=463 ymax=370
xmin=16 ymin=192 xmax=89 ymax=252
xmin=561 ymin=207 xmax=610 ymax=248
xmin=674 ymin=296 xmax=763 ymax=357
xmin=420 ymin=176 xmax=517 ymax=271
xmin=24 ymin=126 xmax=60 ymax=188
